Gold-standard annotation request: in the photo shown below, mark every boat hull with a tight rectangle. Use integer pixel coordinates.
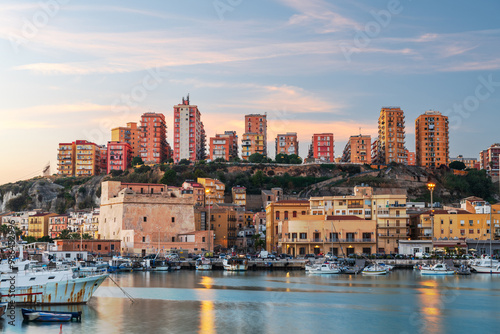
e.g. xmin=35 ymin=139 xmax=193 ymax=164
xmin=223 ymin=264 xmax=248 ymax=271
xmin=362 ymin=270 xmax=387 ymax=275
xmin=471 ymin=265 xmax=500 ymax=274
xmin=0 ymin=274 xmax=108 ymax=305
xmin=420 ymin=270 xmax=455 ymax=275
xmin=196 ymin=264 xmax=213 ymax=270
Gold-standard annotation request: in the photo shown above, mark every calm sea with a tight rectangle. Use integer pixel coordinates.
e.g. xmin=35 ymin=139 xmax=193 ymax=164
xmin=2 ymin=270 xmax=500 ymax=333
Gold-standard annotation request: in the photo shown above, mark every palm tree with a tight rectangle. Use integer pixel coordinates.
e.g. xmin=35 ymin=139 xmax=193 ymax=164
xmin=58 ymin=229 xmax=71 ymax=240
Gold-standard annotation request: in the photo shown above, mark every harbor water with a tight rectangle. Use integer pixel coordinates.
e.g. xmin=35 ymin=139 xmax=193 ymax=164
xmin=2 ymin=270 xmax=500 ymax=333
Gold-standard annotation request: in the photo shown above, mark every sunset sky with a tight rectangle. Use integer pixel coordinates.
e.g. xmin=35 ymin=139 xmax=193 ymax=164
xmin=1 ymin=0 xmax=500 ymax=185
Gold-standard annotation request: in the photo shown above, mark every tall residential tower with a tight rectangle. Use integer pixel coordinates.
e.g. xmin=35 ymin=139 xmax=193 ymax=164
xmin=173 ymin=96 xmax=206 ymax=163
xmin=415 ymin=111 xmax=449 ymax=168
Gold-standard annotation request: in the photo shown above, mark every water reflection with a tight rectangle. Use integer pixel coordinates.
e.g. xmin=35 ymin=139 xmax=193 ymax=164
xmin=199 ymin=301 xmax=215 ymax=334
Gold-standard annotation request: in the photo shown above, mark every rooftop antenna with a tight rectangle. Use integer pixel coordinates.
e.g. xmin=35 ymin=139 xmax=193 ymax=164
xmin=359 ymin=127 xmax=362 ymax=136
xmin=187 ymin=93 xmax=190 ymax=105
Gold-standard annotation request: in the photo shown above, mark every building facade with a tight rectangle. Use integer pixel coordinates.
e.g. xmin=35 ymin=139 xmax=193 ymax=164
xmin=406 ymin=150 xmax=416 ymax=166
xmin=480 ymin=144 xmax=500 ymax=177
xmin=232 ymin=186 xmax=246 ymax=206
xmin=415 ymin=110 xmax=449 ymax=168
xmin=107 ymin=141 xmax=132 ymax=174
xmin=28 ymin=213 xmax=58 ymax=238
xmin=209 ymin=131 xmax=238 ymax=161
xmin=197 ymin=178 xmax=225 ymax=205
xmin=376 ymin=107 xmax=406 ymax=164
xmin=173 ymin=96 xmax=206 ymax=163
xmin=242 ymin=114 xmax=267 ymax=159
xmin=275 ymin=132 xmax=299 ymax=156
xmin=139 ymin=113 xmax=168 ymax=164
xmin=58 ymin=143 xmax=76 ymax=176
xmin=341 ymin=135 xmax=371 ymax=164
xmin=451 ymin=155 xmax=478 ymax=169
xmin=48 ymin=214 xmax=69 ymax=239
xmin=310 ymin=133 xmax=334 ymax=162
xmin=111 ymin=122 xmax=140 ymax=158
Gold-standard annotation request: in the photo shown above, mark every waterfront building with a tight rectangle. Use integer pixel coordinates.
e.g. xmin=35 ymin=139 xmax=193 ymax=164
xmin=242 ymin=114 xmax=267 ymax=159
xmin=209 ymin=131 xmax=238 ymax=161
xmin=196 ymin=206 xmax=237 ymax=249
xmin=107 ymin=141 xmax=132 ymax=174
xmin=376 ymin=107 xmax=406 ymax=164
xmin=311 ymin=133 xmax=334 ymax=162
xmin=111 ymin=122 xmax=140 ymax=158
xmin=139 ymin=112 xmax=168 ymax=164
xmin=28 ymin=212 xmax=58 ymax=238
xmin=232 ymin=186 xmax=246 ymax=207
xmin=480 ymin=143 xmax=500 ymax=176
xmin=341 ymin=134 xmax=371 ymax=164
xmin=98 ymin=181 xmax=209 ymax=255
xmin=275 ymin=132 xmax=299 ymax=156
xmin=278 ymin=215 xmax=377 ymax=257
xmin=308 ymin=186 xmax=409 ymax=254
xmin=53 ymin=239 xmax=121 ymax=256
xmin=415 ymin=110 xmax=449 ymax=168
xmin=173 ymin=96 xmax=206 ymax=163
xmin=265 ymin=200 xmax=310 ymax=252
xmin=48 ymin=214 xmax=69 ymax=239
xmin=197 ymin=178 xmax=225 ymax=205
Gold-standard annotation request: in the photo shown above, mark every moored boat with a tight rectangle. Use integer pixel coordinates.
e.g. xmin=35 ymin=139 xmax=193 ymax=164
xmin=420 ymin=263 xmax=455 ymax=275
xmin=0 ymin=302 xmax=7 ymax=318
xmin=471 ymin=264 xmax=500 ymax=274
xmin=362 ymin=264 xmax=387 ymax=275
xmin=223 ymin=257 xmax=248 ymax=271
xmin=108 ymin=256 xmax=133 ymax=273
xmin=196 ymin=258 xmax=212 ymax=270
xmin=22 ymin=308 xmax=82 ymax=322
xmin=306 ymin=263 xmax=340 ymax=274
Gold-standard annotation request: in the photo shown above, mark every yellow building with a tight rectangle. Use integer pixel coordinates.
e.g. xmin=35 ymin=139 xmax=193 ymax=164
xmin=75 ymin=140 xmax=100 ymax=177
xmin=416 ymin=209 xmax=500 ymax=241
xmin=265 ymin=200 xmax=310 ymax=252
xmin=58 ymin=142 xmax=76 ymax=176
xmin=28 ymin=213 xmax=58 ymax=238
xmin=279 ymin=215 xmax=377 ymax=257
xmin=242 ymin=133 xmax=265 ymax=160
xmin=309 ymin=186 xmax=409 ymax=254
xmin=197 ymin=178 xmax=225 ymax=205
xmin=232 ymin=186 xmax=246 ymax=206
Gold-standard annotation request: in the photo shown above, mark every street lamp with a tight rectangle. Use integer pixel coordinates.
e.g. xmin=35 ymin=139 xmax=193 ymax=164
xmin=427 ymin=182 xmax=436 ymax=244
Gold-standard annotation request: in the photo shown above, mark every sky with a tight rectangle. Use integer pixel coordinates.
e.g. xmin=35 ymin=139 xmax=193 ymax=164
xmin=1 ymin=0 xmax=500 ymax=185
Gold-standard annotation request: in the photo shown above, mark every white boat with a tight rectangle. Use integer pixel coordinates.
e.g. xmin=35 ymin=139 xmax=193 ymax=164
xmin=471 ymin=264 xmax=500 ymax=274
xmin=469 ymin=256 xmax=499 ymax=268
xmin=306 ymin=263 xmax=340 ymax=274
xmin=108 ymin=256 xmax=133 ymax=272
xmin=376 ymin=262 xmax=394 ymax=271
xmin=362 ymin=264 xmax=387 ymax=275
xmin=223 ymin=257 xmax=248 ymax=271
xmin=0 ymin=267 xmax=107 ymax=304
xmin=420 ymin=263 xmax=455 ymax=275
xmin=196 ymin=258 xmax=212 ymax=270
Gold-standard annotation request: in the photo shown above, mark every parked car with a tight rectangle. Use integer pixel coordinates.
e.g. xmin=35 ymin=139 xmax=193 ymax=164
xmin=267 ymin=254 xmax=276 ymax=260
xmin=305 ymin=254 xmax=316 ymax=259
xmin=219 ymin=253 xmax=227 ymax=259
xmin=279 ymin=254 xmax=293 ymax=260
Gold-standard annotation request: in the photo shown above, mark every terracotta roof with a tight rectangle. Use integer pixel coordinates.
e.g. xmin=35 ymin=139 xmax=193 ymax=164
xmin=276 ymin=200 xmax=309 ymax=204
xmin=326 ymin=215 xmax=365 ymax=221
xmin=421 ymin=209 xmax=470 ymax=215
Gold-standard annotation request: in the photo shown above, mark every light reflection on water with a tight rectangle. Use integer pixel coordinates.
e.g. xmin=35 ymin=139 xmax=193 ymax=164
xmin=1 ymin=270 xmax=500 ymax=333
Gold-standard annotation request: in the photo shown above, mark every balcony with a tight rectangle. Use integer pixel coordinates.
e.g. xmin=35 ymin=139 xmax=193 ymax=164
xmin=280 ymin=238 xmax=374 ymax=243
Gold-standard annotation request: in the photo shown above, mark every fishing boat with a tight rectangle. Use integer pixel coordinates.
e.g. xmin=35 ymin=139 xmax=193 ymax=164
xmin=223 ymin=257 xmax=248 ymax=271
xmin=420 ymin=263 xmax=455 ymax=275
xmin=196 ymin=258 xmax=212 ymax=270
xmin=22 ymin=308 xmax=82 ymax=322
xmin=376 ymin=262 xmax=394 ymax=271
xmin=108 ymin=256 xmax=133 ymax=273
xmin=362 ymin=264 xmax=387 ymax=275
xmin=306 ymin=262 xmax=340 ymax=274
xmin=0 ymin=302 xmax=7 ymax=318
xmin=147 ymin=259 xmax=171 ymax=271
xmin=471 ymin=264 xmax=500 ymax=274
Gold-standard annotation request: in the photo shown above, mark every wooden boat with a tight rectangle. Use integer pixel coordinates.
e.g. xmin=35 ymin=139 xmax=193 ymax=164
xmin=362 ymin=264 xmax=387 ymax=275
xmin=22 ymin=308 xmax=82 ymax=322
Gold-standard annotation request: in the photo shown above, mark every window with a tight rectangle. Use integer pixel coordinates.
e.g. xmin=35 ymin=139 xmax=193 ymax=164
xmin=292 ymin=233 xmax=297 ymax=240
xmin=142 ymin=237 xmax=145 ymax=242
xmin=299 ymin=233 xmax=307 ymax=239
xmin=172 ymin=237 xmax=175 ymax=242
xmin=144 ymin=217 xmax=147 ymax=222
xmin=98 ymin=245 xmax=101 ymax=250
xmin=202 ymin=237 xmax=205 ymax=242
xmin=172 ymin=217 xmax=175 ymax=223
xmin=284 ymin=211 xmax=289 ymax=220
xmin=299 ymin=247 xmax=306 ymax=255
xmin=469 ymin=229 xmax=474 ymax=234
xmin=276 ymin=211 xmax=280 ymax=220
xmin=293 ymin=211 xmax=297 ymax=218
xmin=301 ymin=211 xmax=306 ymax=215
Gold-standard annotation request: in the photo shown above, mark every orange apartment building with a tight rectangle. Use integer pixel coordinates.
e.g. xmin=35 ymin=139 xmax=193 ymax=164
xmin=140 ymin=112 xmax=168 ymax=164
xmin=480 ymin=143 xmax=500 ymax=177
xmin=58 ymin=143 xmax=76 ymax=176
xmin=209 ymin=131 xmax=238 ymax=161
xmin=197 ymin=178 xmax=225 ymax=205
xmin=107 ymin=141 xmax=132 ymax=174
xmin=310 ymin=133 xmax=334 ymax=162
xmin=232 ymin=186 xmax=246 ymax=206
xmin=242 ymin=114 xmax=267 ymax=159
xmin=111 ymin=122 xmax=140 ymax=158
xmin=341 ymin=134 xmax=371 ymax=164
xmin=275 ymin=132 xmax=299 ymax=156
xmin=58 ymin=140 xmax=103 ymax=177
xmin=415 ymin=110 xmax=449 ymax=168
xmin=376 ymin=107 xmax=406 ymax=164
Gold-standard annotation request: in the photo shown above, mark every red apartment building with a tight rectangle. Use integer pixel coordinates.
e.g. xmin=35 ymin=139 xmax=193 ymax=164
xmin=111 ymin=122 xmax=140 ymax=158
xmin=139 ymin=113 xmax=168 ymax=164
xmin=49 ymin=214 xmax=69 ymax=239
xmin=275 ymin=132 xmax=299 ymax=156
xmin=173 ymin=96 xmax=206 ymax=163
xmin=107 ymin=141 xmax=132 ymax=174
xmin=311 ymin=133 xmax=334 ymax=162
xmin=209 ymin=131 xmax=238 ymax=161
xmin=406 ymin=150 xmax=416 ymax=166
xmin=480 ymin=143 xmax=500 ymax=176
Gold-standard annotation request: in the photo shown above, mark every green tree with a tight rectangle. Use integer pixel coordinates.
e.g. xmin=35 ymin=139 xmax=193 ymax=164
xmin=449 ymin=161 xmax=466 ymax=170
xmin=179 ymin=159 xmax=191 ymax=165
xmin=288 ymin=154 xmax=302 ymax=164
xmin=248 ymin=153 xmax=265 ymax=163
xmin=134 ymin=165 xmax=151 ymax=173
xmin=251 ymin=170 xmax=266 ymax=187
xmin=57 ymin=229 xmax=71 ymax=239
xmin=132 ymin=156 xmax=144 ymax=166
xmin=23 ymin=236 xmax=36 ymax=244
xmin=160 ymin=169 xmax=177 ymax=185
xmin=6 ymin=195 xmax=28 ymax=211
xmin=275 ymin=153 xmax=289 ymax=164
